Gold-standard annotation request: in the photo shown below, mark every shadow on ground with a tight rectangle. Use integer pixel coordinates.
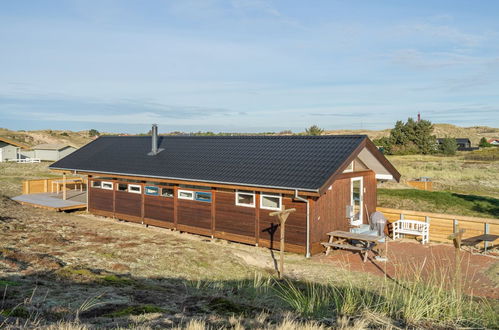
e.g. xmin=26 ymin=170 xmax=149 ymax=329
xmin=0 ymin=262 xmax=390 ymax=329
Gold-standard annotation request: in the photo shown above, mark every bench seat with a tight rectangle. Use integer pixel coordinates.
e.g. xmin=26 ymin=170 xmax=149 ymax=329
xmin=392 ymin=219 xmax=429 ymax=244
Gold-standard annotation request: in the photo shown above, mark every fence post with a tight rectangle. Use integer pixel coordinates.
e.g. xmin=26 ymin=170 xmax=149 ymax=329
xmin=400 ymin=213 xmax=404 ymax=220
xmin=484 ymin=223 xmax=490 ymax=250
xmin=453 ymin=219 xmax=458 ymax=234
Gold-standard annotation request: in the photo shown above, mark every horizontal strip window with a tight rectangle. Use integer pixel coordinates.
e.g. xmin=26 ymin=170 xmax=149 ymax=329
xmin=145 ymin=186 xmax=159 ymax=196
xmin=195 ymin=192 xmax=212 ymax=202
xmin=91 ymin=180 xmax=101 ymax=188
xmin=235 ymin=190 xmax=255 ymax=207
xmin=128 ymin=184 xmax=142 ymax=194
xmin=260 ymin=193 xmax=282 ymax=211
xmin=101 ymin=181 xmax=113 ymax=190
xmin=178 ymin=184 xmax=211 ymax=191
xmin=178 ymin=190 xmax=194 ymax=200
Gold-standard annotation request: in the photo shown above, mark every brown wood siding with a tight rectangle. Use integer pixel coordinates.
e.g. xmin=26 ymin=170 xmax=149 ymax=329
xmin=258 ymin=195 xmax=307 ymax=247
xmin=144 ymin=195 xmax=174 ymax=223
xmin=311 ymin=170 xmax=377 ymax=248
xmin=88 ymin=187 xmax=113 ymax=212
xmin=214 ymin=190 xmax=256 ymax=240
xmin=177 ymin=199 xmax=212 ymax=230
xmin=115 ymin=190 xmax=142 ymax=219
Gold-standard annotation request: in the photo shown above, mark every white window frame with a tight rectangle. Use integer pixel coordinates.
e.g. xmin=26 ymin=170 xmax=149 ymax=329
xmin=350 ymin=177 xmax=363 ymax=226
xmin=235 ymin=190 xmax=256 ymax=208
xmin=101 ymin=181 xmax=113 ymax=190
xmin=128 ymin=184 xmax=142 ymax=194
xmin=260 ymin=193 xmax=282 ymax=211
xmin=178 ymin=189 xmax=194 ymax=200
xmin=343 ymin=161 xmax=354 ymax=173
xmin=91 ymin=180 xmax=101 ymax=188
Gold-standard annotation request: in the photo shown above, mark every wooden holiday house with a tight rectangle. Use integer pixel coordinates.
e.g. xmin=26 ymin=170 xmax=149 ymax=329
xmin=49 ymin=126 xmax=400 ymax=256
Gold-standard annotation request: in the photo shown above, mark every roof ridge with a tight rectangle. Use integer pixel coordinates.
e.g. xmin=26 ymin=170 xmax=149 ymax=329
xmin=99 ymin=134 xmax=368 ymax=139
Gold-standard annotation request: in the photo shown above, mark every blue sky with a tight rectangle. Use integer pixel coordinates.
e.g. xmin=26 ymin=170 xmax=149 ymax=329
xmin=1 ymin=0 xmax=498 ymax=133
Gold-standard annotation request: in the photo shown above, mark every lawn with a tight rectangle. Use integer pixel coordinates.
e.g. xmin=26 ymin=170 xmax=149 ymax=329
xmin=385 ymin=148 xmax=499 ymax=198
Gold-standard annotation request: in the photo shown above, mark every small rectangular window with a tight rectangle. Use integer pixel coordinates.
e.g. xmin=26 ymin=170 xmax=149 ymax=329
xmin=161 ymin=188 xmax=174 ymax=197
xmin=343 ymin=161 xmax=354 ymax=173
xmin=101 ymin=181 xmax=113 ymax=190
xmin=145 ymin=186 xmax=159 ymax=196
xmin=91 ymin=180 xmax=101 ymax=188
xmin=235 ymin=190 xmax=255 ymax=207
xmin=260 ymin=193 xmax=282 ymax=211
xmin=195 ymin=192 xmax=212 ymax=202
xmin=117 ymin=183 xmax=128 ymax=191
xmin=178 ymin=190 xmax=194 ymax=200
xmin=128 ymin=184 xmax=142 ymax=194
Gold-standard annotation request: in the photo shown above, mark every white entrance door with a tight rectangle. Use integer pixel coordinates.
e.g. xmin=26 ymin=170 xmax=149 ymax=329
xmin=350 ymin=177 xmax=363 ymax=226
xmin=0 ymin=148 xmax=3 ymax=162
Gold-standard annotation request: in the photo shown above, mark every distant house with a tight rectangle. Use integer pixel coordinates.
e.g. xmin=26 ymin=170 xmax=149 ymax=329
xmin=437 ymin=138 xmax=478 ymax=151
xmin=0 ymin=137 xmax=28 ymax=162
xmin=487 ymin=138 xmax=499 ymax=146
xmin=23 ymin=144 xmax=77 ymax=161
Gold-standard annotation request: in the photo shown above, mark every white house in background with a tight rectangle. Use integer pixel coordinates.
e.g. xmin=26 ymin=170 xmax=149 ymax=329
xmin=0 ymin=137 xmax=28 ymax=162
xmin=487 ymin=138 xmax=499 ymax=146
xmin=22 ymin=144 xmax=77 ymax=161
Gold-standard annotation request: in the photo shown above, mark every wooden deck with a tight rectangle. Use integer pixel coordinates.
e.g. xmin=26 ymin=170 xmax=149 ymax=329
xmin=12 ymin=190 xmax=87 ymax=211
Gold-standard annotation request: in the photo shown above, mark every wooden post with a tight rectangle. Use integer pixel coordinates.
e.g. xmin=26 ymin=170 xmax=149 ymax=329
xmin=270 ymin=207 xmax=296 ymax=279
xmin=86 ymin=175 xmax=90 ymax=212
xmin=484 ymin=223 xmax=490 ymax=251
xmin=448 ymin=226 xmax=465 ymax=302
xmin=62 ymin=173 xmax=67 ymax=200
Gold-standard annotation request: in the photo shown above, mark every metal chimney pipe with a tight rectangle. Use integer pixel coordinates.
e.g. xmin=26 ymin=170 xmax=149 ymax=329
xmin=151 ymin=124 xmax=158 ymax=155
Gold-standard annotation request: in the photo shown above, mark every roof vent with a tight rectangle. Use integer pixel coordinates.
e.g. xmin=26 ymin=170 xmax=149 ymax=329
xmin=148 ymin=124 xmax=164 ymax=156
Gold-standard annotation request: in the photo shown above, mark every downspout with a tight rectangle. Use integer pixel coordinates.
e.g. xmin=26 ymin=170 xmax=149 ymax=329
xmin=294 ymin=189 xmax=310 ymax=258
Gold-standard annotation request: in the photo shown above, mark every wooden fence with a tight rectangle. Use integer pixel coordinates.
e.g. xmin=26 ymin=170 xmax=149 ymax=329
xmin=377 ymin=207 xmax=499 ymax=248
xmin=22 ymin=177 xmax=87 ymax=195
xmin=406 ymin=180 xmax=433 ymax=191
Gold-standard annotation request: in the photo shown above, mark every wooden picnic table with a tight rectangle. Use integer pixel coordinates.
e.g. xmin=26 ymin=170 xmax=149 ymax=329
xmin=462 ymin=234 xmax=499 ymax=254
xmin=322 ymin=230 xmax=383 ymax=262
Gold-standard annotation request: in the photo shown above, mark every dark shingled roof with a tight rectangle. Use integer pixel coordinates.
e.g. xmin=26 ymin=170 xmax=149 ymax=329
xmin=49 ymin=135 xmax=368 ymax=191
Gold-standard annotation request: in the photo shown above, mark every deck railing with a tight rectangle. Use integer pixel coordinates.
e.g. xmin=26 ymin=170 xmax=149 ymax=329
xmin=377 ymin=207 xmax=499 ymax=248
xmin=9 ymin=158 xmax=41 ymax=163
xmin=22 ymin=177 xmax=87 ymax=194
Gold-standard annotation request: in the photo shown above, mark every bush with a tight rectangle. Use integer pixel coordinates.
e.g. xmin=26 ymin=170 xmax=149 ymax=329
xmin=88 ymin=129 xmax=100 ymax=137
xmin=439 ymin=138 xmax=458 ymax=155
xmin=479 ymin=137 xmax=492 ymax=148
xmin=377 ymin=118 xmax=437 ymax=155
xmin=305 ymin=125 xmax=324 ymax=136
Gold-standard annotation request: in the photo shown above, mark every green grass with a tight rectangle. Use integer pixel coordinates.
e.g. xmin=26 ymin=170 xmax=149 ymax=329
xmin=0 ymin=279 xmax=21 ymax=287
xmin=274 ymin=274 xmax=498 ymax=328
xmin=378 ymin=188 xmax=499 ymax=218
xmin=103 ymin=305 xmax=164 ymax=318
xmin=0 ymin=306 xmax=30 ymax=318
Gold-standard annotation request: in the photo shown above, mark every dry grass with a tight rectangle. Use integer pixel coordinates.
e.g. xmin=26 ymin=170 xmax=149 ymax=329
xmin=383 ymin=151 xmax=499 ymax=197
xmin=1 ymin=146 xmax=498 ymax=328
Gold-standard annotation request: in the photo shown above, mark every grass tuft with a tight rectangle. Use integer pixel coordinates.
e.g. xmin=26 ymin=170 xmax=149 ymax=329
xmin=103 ymin=304 xmax=164 ymax=318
